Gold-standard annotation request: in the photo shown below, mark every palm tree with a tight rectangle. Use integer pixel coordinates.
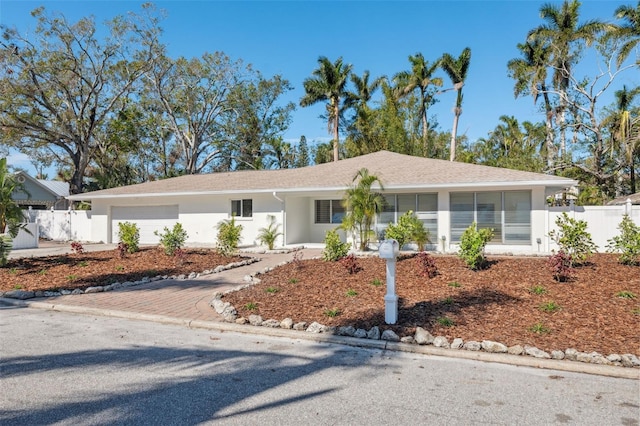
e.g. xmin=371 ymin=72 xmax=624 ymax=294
xmin=393 ymin=54 xmax=443 ymax=153
xmin=342 ymin=168 xmax=386 ymax=251
xmin=440 ymin=47 xmax=471 ymax=162
xmin=345 ymin=70 xmax=385 ymax=156
xmin=507 ymin=40 xmax=556 ymax=169
xmin=528 ymin=0 xmax=607 ymax=159
xmin=300 ymin=56 xmax=353 ymax=162
xmin=611 ymin=2 xmax=640 ymax=67
xmin=607 ymin=85 xmax=640 ymax=193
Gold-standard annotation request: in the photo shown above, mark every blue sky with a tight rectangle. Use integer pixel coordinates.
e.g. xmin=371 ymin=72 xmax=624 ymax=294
xmin=1 ymin=0 xmax=635 ymax=175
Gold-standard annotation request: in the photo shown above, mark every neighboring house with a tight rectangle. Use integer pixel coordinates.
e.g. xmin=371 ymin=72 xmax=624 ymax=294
xmin=67 ymin=151 xmax=577 ymax=254
xmin=607 ymin=192 xmax=640 ymax=206
xmin=12 ymin=171 xmax=70 ymax=211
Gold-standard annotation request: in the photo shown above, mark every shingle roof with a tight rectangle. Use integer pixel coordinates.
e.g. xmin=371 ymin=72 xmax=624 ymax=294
xmin=68 ymin=151 xmax=577 ymax=200
xmin=607 ymin=192 xmax=640 ymax=205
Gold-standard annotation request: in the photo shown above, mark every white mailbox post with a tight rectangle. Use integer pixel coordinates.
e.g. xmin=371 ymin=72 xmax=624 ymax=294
xmin=379 ymin=239 xmax=399 ymax=324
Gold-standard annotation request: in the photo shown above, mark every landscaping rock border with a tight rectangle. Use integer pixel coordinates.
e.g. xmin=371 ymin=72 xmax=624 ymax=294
xmin=211 ymin=254 xmax=640 ymax=369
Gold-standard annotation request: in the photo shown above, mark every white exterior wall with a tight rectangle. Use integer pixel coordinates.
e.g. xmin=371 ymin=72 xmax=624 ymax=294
xmin=284 ymin=196 xmax=309 ymax=244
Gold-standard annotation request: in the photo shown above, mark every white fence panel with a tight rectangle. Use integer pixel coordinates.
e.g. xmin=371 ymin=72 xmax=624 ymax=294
xmin=548 ymin=204 xmax=638 ymax=252
xmin=34 ymin=210 xmax=93 ymax=242
xmin=11 ymin=223 xmax=39 ymax=249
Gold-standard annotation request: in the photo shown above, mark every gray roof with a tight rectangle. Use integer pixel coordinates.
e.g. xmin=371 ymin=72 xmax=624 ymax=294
xmin=37 ymin=179 xmax=69 ymax=197
xmin=607 ymin=192 xmax=640 ymax=205
xmin=68 ymin=151 xmax=577 ymax=200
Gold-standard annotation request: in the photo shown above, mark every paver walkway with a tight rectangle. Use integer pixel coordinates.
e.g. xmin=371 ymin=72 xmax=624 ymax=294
xmin=19 ymin=247 xmax=323 ymax=322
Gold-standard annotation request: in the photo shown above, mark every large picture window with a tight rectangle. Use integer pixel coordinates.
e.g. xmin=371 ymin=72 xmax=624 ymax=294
xmin=315 ymin=200 xmax=344 ymax=224
xmin=376 ymin=193 xmax=438 ymax=240
xmin=450 ymin=191 xmax=531 ymax=244
xmin=231 ymin=199 xmax=252 ymax=218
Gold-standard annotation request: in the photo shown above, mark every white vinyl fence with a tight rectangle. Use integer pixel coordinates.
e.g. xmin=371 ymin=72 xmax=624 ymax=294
xmin=11 ymin=223 xmax=40 ymax=250
xmin=33 ymin=209 xmax=92 ymax=242
xmin=548 ymin=201 xmax=638 ymax=252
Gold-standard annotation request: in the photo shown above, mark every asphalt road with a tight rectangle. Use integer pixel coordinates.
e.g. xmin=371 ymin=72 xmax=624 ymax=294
xmin=1 ymin=305 xmax=638 ymax=426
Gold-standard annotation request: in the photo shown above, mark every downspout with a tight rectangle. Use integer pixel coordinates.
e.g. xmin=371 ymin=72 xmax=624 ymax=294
xmin=272 ymin=192 xmax=285 ymax=247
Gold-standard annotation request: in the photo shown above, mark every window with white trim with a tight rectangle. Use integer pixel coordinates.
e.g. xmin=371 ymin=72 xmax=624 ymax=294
xmin=231 ymin=199 xmax=252 ymax=218
xmin=315 ymin=200 xmax=344 ymax=224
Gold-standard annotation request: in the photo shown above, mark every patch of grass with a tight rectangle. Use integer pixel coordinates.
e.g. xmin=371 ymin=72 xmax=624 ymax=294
xmin=370 ymin=278 xmax=383 ymax=287
xmin=13 ymin=284 xmax=22 ymax=290
xmin=632 ymin=307 xmax=640 ymax=315
xmin=539 ymin=301 xmax=561 ymax=313
xmin=38 ymin=269 xmax=47 ymax=275
xmin=615 ymin=291 xmax=637 ymax=299
xmin=288 ymin=278 xmax=299 ymax=284
xmin=528 ymin=322 xmax=551 ymax=334
xmin=447 ymin=281 xmax=462 ymax=288
xmin=265 ymin=286 xmax=279 ymax=294
xmin=244 ymin=302 xmax=258 ymax=311
xmin=324 ymin=308 xmax=340 ymax=318
xmin=346 ymin=289 xmax=357 ymax=297
xmin=436 ymin=316 xmax=455 ymax=327
xmin=529 ymin=285 xmax=547 ymax=295
xmin=115 ymin=265 xmax=125 ymax=272
xmin=441 ymin=297 xmax=454 ymax=305
xmin=8 ymin=268 xmax=17 ymax=274
xmin=78 ymin=261 xmax=89 ymax=267
xmin=67 ymin=274 xmax=78 ymax=282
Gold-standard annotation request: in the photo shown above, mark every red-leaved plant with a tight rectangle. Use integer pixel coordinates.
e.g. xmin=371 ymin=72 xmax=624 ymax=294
xmin=548 ymin=250 xmax=573 ymax=282
xmin=415 ymin=252 xmax=438 ymax=278
xmin=340 ymin=253 xmax=361 ymax=274
xmin=70 ymin=241 xmax=85 ymax=255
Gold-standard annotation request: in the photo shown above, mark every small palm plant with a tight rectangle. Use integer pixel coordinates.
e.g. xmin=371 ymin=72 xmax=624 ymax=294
xmin=257 ymin=215 xmax=283 ymax=250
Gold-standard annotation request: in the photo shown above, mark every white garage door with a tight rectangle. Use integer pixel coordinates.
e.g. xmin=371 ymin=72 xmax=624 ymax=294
xmin=111 ymin=205 xmax=179 ymax=244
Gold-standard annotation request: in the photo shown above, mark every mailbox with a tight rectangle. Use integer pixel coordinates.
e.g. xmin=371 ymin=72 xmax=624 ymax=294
xmin=379 ymin=239 xmax=399 ymax=259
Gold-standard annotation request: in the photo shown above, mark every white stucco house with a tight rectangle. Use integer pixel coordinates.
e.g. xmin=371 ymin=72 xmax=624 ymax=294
xmin=67 ymin=150 xmax=578 ymax=254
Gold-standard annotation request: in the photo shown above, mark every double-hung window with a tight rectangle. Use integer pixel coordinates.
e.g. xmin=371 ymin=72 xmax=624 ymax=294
xmin=231 ymin=199 xmax=252 ymax=218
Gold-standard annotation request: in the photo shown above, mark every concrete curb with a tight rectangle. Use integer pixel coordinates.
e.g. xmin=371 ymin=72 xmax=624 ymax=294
xmin=2 ymin=297 xmax=638 ymax=381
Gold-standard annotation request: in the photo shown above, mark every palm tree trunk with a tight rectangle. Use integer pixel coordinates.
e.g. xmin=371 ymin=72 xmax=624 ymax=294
xmin=333 ymin=104 xmax=340 ymax=162
xmin=449 ymin=110 xmax=460 ymax=161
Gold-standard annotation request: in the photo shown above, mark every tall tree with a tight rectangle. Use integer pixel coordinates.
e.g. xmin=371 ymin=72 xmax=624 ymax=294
xmin=0 ymin=5 xmax=161 ymax=193
xmin=344 ymin=70 xmax=385 ymax=156
xmin=295 ymin=135 xmax=310 ymax=168
xmin=507 ymin=40 xmax=556 ymax=169
xmin=300 ymin=56 xmax=353 ymax=162
xmin=147 ymin=52 xmax=252 ymax=174
xmin=528 ymin=0 xmax=607 ymax=160
xmin=611 ymin=2 xmax=640 ymax=67
xmin=440 ymin=47 xmax=472 ymax=161
xmin=607 ymin=85 xmax=640 ymax=193
xmin=393 ymin=53 xmax=442 ymax=153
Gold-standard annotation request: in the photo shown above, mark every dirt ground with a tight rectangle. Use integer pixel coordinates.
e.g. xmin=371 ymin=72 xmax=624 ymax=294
xmin=2 ymin=247 xmax=638 ymax=356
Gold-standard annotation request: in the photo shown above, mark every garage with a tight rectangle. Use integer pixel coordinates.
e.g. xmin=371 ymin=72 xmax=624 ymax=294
xmin=111 ymin=205 xmax=179 ymax=244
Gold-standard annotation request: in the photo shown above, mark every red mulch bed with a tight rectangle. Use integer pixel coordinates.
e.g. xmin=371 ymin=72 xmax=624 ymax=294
xmin=0 ymin=247 xmax=245 ymax=292
xmin=222 ymin=253 xmax=640 ymax=356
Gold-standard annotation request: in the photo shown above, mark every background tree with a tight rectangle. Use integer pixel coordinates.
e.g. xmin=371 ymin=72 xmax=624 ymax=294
xmin=440 ymin=47 xmax=472 ymax=161
xmin=0 ymin=158 xmax=28 ymax=237
xmin=610 ymin=2 xmax=640 ymax=67
xmin=294 ymin=135 xmax=311 ymax=168
xmin=393 ymin=53 xmax=442 ymax=155
xmin=344 ymin=70 xmax=385 ymax=156
xmin=300 ymin=56 xmax=353 ymax=162
xmin=0 ymin=5 xmax=161 ymax=193
xmin=527 ymin=0 xmax=607 ymax=160
xmin=507 ymin=40 xmax=557 ymax=169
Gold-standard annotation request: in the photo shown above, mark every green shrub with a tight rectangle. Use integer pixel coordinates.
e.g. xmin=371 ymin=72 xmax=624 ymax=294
xmin=0 ymin=234 xmax=12 ymax=267
xmin=322 ymin=229 xmax=350 ymax=261
xmin=154 ymin=223 xmax=188 ymax=256
xmin=384 ymin=210 xmax=430 ymax=250
xmin=216 ymin=216 xmax=243 ymax=256
xmin=257 ymin=215 xmax=282 ymax=250
xmin=458 ymin=222 xmax=494 ymax=270
xmin=117 ymin=221 xmax=140 ymax=253
xmin=548 ymin=212 xmax=596 ymax=265
xmin=606 ymin=215 xmax=640 ymax=266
